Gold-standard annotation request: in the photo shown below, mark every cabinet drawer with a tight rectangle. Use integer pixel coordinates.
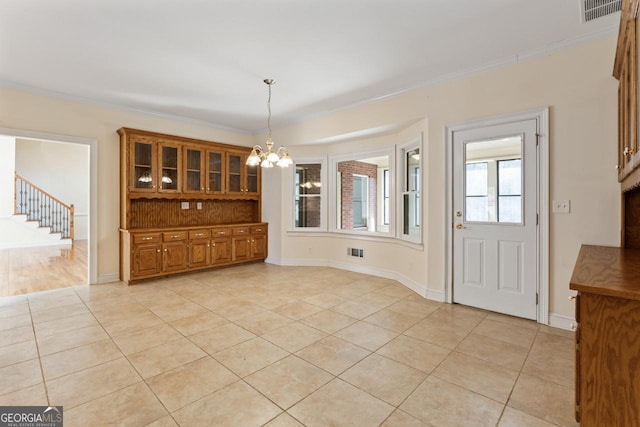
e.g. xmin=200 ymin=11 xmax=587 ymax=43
xmin=163 ymin=231 xmax=188 ymax=241
xmin=232 ymin=226 xmax=250 ymax=236
xmin=251 ymin=225 xmax=267 ymax=235
xmin=189 ymin=229 xmax=211 ymax=239
xmin=133 ymin=233 xmax=162 ymax=244
xmin=212 ymin=228 xmax=231 ymax=237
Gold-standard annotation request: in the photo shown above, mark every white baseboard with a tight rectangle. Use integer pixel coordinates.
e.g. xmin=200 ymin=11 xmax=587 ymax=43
xmin=97 ymin=273 xmax=120 ymax=284
xmin=548 ymin=312 xmax=576 ymax=330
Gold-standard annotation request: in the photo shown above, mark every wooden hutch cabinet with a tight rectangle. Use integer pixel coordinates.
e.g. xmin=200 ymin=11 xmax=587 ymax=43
xmin=570 ymin=1 xmax=640 ymax=424
xmin=119 ymin=128 xmax=267 ymax=284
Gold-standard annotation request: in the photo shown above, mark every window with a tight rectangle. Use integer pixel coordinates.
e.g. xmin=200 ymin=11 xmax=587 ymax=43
xmin=294 ymin=163 xmax=322 ymax=228
xmin=352 ymin=175 xmax=368 ymax=228
xmin=383 ymin=169 xmax=390 ymax=225
xmin=292 ymin=134 xmax=423 ymax=245
xmin=335 ymin=155 xmax=391 ymax=233
xmin=400 ymin=145 xmax=421 ymax=242
xmin=331 ymin=152 xmax=392 ymax=235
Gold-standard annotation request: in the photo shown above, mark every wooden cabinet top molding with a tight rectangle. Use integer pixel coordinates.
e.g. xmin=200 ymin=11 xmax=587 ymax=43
xmin=117 ymin=127 xmax=251 ymax=152
xmin=570 ymin=244 xmax=640 ymax=300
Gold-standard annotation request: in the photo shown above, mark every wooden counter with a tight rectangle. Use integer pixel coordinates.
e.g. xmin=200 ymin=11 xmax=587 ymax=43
xmin=569 ymin=244 xmax=640 ymax=425
xmin=570 ymin=244 xmax=640 ymax=300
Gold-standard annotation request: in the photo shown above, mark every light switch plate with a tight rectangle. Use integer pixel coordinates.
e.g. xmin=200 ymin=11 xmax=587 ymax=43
xmin=197 ymin=202 xmax=202 ymax=210
xmin=181 ymin=202 xmax=189 ymax=210
xmin=552 ymin=200 xmax=570 ymax=214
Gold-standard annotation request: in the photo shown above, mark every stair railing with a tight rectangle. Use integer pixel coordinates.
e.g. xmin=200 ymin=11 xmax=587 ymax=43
xmin=14 ymin=172 xmax=74 ymax=241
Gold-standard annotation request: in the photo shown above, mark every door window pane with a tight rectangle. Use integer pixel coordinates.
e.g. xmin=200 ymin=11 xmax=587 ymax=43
xmin=498 ymin=159 xmax=522 ymax=223
xmin=465 ymin=162 xmax=488 ymax=222
xmin=464 ymin=136 xmax=522 ymax=223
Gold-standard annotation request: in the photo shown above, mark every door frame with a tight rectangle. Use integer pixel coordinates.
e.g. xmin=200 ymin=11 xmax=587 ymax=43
xmin=444 ymin=108 xmax=549 ymax=324
xmin=0 ymin=126 xmax=98 ymax=285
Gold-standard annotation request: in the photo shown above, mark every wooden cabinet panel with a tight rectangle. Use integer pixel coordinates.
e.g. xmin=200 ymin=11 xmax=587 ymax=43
xmin=251 ymin=234 xmax=267 ymax=259
xmin=189 ymin=239 xmax=210 ymax=268
xmin=163 ymin=241 xmax=187 ymax=272
xmin=133 ymin=243 xmax=162 ymax=278
xmin=578 ymin=292 xmax=640 ymax=425
xmin=212 ymin=238 xmax=232 ymax=264
xmin=615 ymin=0 xmax=640 ymax=184
xmin=232 ymin=236 xmax=251 ymax=261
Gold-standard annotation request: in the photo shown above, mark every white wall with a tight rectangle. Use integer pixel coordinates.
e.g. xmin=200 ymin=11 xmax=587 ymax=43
xmin=0 ymin=136 xmax=16 ymax=217
xmin=265 ymin=37 xmax=620 ymax=323
xmin=15 ymin=139 xmax=90 ymax=238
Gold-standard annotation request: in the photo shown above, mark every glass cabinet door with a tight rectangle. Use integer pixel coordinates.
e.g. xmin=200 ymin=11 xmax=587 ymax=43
xmin=185 ymin=148 xmax=203 ymax=192
xmin=132 ymin=140 xmax=155 ymax=191
xmin=227 ymin=153 xmax=242 ymax=194
xmin=245 ymin=164 xmax=259 ymax=194
xmin=207 ymin=150 xmax=224 ymax=194
xmin=159 ymin=144 xmax=180 ymax=191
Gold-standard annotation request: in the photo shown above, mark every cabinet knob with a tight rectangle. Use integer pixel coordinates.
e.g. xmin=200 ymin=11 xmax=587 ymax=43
xmin=164 ymin=249 xmax=168 ymax=252
xmin=201 ymin=187 xmax=204 ymax=191
xmin=156 ymin=249 xmax=160 ymax=253
xmin=213 ymin=243 xmax=216 ymax=247
xmin=569 ymin=295 xmax=576 ymax=302
xmin=570 ymin=323 xmax=577 ymax=331
xmin=616 ymin=164 xmax=621 ymax=170
xmin=207 ymin=244 xmax=210 ymax=247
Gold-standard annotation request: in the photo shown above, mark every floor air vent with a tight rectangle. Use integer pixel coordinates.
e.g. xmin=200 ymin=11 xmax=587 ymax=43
xmin=347 ymin=248 xmax=364 ymax=258
xmin=582 ymin=0 xmax=621 ymax=23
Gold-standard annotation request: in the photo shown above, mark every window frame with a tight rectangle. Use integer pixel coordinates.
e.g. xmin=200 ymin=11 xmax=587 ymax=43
xmin=328 ymin=148 xmax=395 ymax=237
xmin=397 ymin=135 xmax=423 ymax=244
xmin=288 ymin=157 xmax=327 ymax=232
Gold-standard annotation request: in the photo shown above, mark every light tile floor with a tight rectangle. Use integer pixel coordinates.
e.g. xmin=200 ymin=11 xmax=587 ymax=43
xmin=0 ymin=264 xmax=578 ymax=427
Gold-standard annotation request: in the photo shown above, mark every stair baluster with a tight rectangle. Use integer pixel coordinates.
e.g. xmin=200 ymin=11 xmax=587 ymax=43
xmin=13 ymin=173 xmax=75 ymax=242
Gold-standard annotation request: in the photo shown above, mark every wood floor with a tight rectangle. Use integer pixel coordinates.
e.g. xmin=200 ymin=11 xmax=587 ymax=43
xmin=0 ymin=240 xmax=87 ymax=297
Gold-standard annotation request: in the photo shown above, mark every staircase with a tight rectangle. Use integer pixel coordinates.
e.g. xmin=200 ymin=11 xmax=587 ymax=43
xmin=14 ymin=173 xmax=74 ymax=242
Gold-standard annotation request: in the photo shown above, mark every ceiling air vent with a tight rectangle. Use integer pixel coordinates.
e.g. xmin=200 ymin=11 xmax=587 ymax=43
xmin=582 ymin=0 xmax=621 ymax=23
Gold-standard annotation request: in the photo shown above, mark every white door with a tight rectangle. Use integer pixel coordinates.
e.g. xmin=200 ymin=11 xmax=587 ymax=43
xmin=452 ymin=119 xmax=538 ymax=320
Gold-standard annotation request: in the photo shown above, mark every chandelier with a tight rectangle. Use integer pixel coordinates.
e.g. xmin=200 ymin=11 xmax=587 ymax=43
xmin=246 ymin=79 xmax=293 ymax=168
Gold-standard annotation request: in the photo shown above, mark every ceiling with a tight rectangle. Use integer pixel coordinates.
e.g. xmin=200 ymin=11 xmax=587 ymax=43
xmin=0 ymin=0 xmax=620 ymax=134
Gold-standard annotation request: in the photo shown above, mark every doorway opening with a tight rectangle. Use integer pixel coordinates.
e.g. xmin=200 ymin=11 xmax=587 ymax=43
xmin=0 ymin=128 xmax=98 ymax=297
